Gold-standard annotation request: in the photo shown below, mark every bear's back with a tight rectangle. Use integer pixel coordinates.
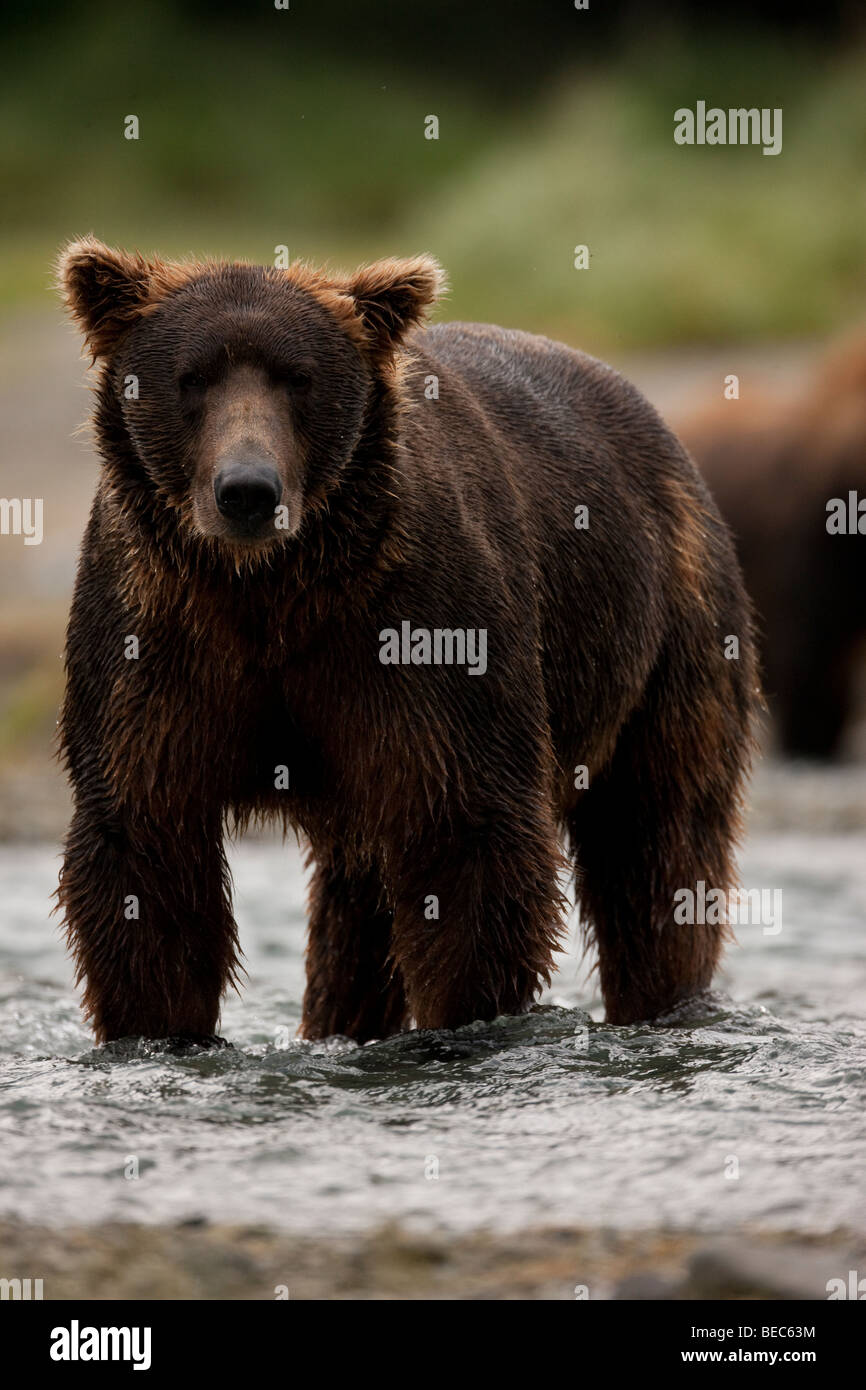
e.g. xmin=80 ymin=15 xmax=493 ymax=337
xmin=416 ymin=321 xmax=630 ymax=436
xmin=413 ymin=320 xmax=690 ymax=488
xmin=407 ymin=319 xmax=707 ymax=567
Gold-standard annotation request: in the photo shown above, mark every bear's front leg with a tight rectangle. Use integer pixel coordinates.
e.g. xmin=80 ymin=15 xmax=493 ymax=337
xmin=387 ymin=818 xmax=565 ymax=1031
xmin=60 ymin=799 xmax=239 ymax=1043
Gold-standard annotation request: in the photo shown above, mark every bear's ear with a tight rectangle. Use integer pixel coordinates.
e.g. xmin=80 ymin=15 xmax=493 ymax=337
xmin=57 ymin=237 xmax=158 ymax=360
xmin=341 ymin=255 xmax=446 ymax=358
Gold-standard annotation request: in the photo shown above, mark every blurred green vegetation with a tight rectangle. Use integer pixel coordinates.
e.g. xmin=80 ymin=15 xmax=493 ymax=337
xmin=1 ymin=3 xmax=865 ymax=349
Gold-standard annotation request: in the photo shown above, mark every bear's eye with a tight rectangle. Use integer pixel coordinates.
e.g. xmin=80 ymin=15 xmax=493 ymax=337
xmin=275 ymin=365 xmax=312 ymax=393
xmin=178 ymin=371 xmax=208 ymax=395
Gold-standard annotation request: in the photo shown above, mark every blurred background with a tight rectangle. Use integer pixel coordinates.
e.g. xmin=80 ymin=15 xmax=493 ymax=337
xmin=1 ymin=0 xmax=865 ymax=826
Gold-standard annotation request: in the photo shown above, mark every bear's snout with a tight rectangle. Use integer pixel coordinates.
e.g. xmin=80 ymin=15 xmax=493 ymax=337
xmin=213 ymin=457 xmax=282 ymax=535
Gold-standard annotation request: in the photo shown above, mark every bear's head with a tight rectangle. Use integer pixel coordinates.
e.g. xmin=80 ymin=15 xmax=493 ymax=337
xmin=58 ymin=238 xmax=444 ymax=548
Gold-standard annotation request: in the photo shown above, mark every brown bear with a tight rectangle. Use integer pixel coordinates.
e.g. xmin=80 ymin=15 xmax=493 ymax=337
xmin=56 ymin=237 xmax=759 ymax=1045
xmin=680 ymin=334 xmax=866 ymax=760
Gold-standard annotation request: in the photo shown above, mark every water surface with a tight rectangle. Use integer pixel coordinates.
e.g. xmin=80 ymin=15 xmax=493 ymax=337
xmin=1 ymin=790 xmax=864 ymax=1236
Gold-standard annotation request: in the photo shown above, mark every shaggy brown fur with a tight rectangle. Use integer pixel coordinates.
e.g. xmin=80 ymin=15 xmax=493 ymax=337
xmin=680 ymin=334 xmax=866 ymax=759
xmin=57 ymin=239 xmax=759 ymax=1043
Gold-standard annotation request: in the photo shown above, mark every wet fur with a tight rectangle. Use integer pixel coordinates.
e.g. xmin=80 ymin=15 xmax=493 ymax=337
xmin=57 ymin=240 xmax=759 ymax=1042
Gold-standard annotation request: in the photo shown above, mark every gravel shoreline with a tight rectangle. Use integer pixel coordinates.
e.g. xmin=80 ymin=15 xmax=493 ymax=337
xmin=1 ymin=1221 xmax=862 ymax=1300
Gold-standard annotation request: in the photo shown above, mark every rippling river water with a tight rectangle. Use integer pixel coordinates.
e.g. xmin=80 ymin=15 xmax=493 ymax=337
xmin=1 ymin=769 xmax=864 ymax=1237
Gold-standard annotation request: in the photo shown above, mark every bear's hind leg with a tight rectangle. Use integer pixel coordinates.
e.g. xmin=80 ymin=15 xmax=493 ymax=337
xmin=570 ymin=632 xmax=757 ymax=1025
xmin=301 ymin=851 xmax=407 ymax=1041
xmin=388 ymin=816 xmax=565 ymax=1031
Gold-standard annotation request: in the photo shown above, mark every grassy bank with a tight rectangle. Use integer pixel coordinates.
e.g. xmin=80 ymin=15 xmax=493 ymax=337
xmin=1 ymin=9 xmax=865 ymax=349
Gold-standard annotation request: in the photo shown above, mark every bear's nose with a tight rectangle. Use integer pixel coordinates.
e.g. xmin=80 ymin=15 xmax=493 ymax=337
xmin=214 ymin=461 xmax=282 ymax=528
